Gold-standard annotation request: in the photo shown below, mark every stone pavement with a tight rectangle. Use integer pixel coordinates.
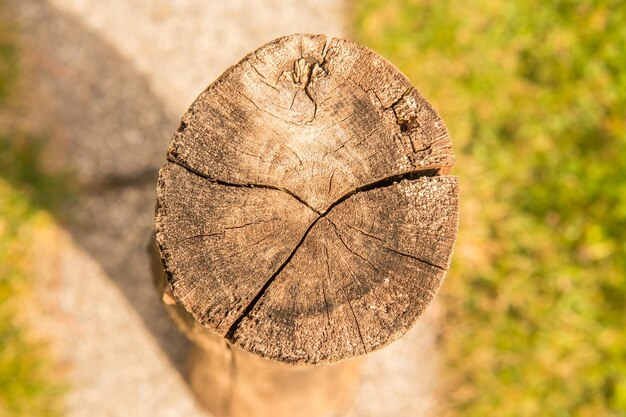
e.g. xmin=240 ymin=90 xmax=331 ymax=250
xmin=9 ymin=1 xmax=444 ymax=415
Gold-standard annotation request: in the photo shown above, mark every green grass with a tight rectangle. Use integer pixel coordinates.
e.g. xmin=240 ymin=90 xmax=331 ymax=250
xmin=0 ymin=181 xmax=65 ymax=417
xmin=0 ymin=4 xmax=66 ymax=417
xmin=354 ymin=1 xmax=626 ymax=416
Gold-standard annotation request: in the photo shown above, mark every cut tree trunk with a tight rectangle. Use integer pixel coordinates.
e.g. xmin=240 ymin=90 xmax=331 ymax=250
xmin=152 ymin=34 xmax=458 ymax=417
xmin=149 ymin=239 xmax=362 ymax=417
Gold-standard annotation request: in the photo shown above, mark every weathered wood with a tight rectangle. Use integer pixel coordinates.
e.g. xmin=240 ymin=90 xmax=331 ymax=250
xmin=155 ymin=33 xmax=458 ymax=365
xmin=149 ymin=239 xmax=362 ymax=417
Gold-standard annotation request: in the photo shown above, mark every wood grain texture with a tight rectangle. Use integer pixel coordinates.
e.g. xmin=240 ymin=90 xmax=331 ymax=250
xmin=149 ymin=238 xmax=361 ymax=417
xmin=155 ymin=33 xmax=459 ymax=364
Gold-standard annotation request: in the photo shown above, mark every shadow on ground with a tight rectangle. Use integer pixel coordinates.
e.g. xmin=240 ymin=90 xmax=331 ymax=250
xmin=7 ymin=0 xmax=190 ymax=373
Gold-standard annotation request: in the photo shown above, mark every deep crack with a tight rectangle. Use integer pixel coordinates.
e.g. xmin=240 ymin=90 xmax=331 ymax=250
xmin=319 ymin=166 xmax=441 ymax=216
xmin=223 ymin=165 xmax=443 ymax=341
xmin=167 ymin=156 xmax=319 ymax=214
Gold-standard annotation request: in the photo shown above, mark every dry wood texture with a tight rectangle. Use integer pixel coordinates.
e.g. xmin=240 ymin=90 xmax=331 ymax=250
xmin=149 ymin=239 xmax=362 ymax=417
xmin=155 ymin=33 xmax=459 ymax=365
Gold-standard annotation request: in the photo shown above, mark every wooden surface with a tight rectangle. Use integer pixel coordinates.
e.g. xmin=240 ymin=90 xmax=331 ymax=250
xmin=149 ymin=238 xmax=362 ymax=417
xmin=155 ymin=33 xmax=459 ymax=365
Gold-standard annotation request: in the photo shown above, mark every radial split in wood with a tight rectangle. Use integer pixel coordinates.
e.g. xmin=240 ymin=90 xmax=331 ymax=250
xmin=155 ymin=34 xmax=459 ymax=365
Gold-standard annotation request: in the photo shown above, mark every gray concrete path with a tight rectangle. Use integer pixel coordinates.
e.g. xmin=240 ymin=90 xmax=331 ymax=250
xmin=10 ymin=1 xmax=443 ymax=415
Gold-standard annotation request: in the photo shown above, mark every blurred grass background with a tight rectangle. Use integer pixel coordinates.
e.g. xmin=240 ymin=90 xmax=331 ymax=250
xmin=355 ymin=0 xmax=626 ymax=416
xmin=0 ymin=3 xmax=65 ymax=416
xmin=0 ymin=181 xmax=64 ymax=417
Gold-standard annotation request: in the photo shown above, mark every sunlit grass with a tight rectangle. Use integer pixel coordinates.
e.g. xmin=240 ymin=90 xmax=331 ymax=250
xmin=355 ymin=1 xmax=626 ymax=415
xmin=0 ymin=180 xmax=65 ymax=417
xmin=0 ymin=2 xmax=66 ymax=415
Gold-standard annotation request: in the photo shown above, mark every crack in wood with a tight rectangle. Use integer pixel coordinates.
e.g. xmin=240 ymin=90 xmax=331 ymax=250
xmin=156 ymin=34 xmax=459 ymax=364
xmin=167 ymin=156 xmax=319 ymax=214
xmin=328 ymin=220 xmax=391 ymax=331
xmin=223 ymin=166 xmax=444 ymax=341
xmin=321 ymin=243 xmax=333 ymax=325
xmin=344 ymin=223 xmax=446 ymax=271
xmin=341 ymin=286 xmax=368 ymax=354
xmin=328 ymin=219 xmax=378 ymax=272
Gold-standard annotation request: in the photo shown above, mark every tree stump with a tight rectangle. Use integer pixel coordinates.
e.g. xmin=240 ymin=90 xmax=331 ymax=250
xmin=153 ymin=34 xmax=458 ymax=417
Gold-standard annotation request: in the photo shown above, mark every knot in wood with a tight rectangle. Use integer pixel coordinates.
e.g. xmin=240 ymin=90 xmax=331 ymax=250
xmin=155 ymin=34 xmax=459 ymax=365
